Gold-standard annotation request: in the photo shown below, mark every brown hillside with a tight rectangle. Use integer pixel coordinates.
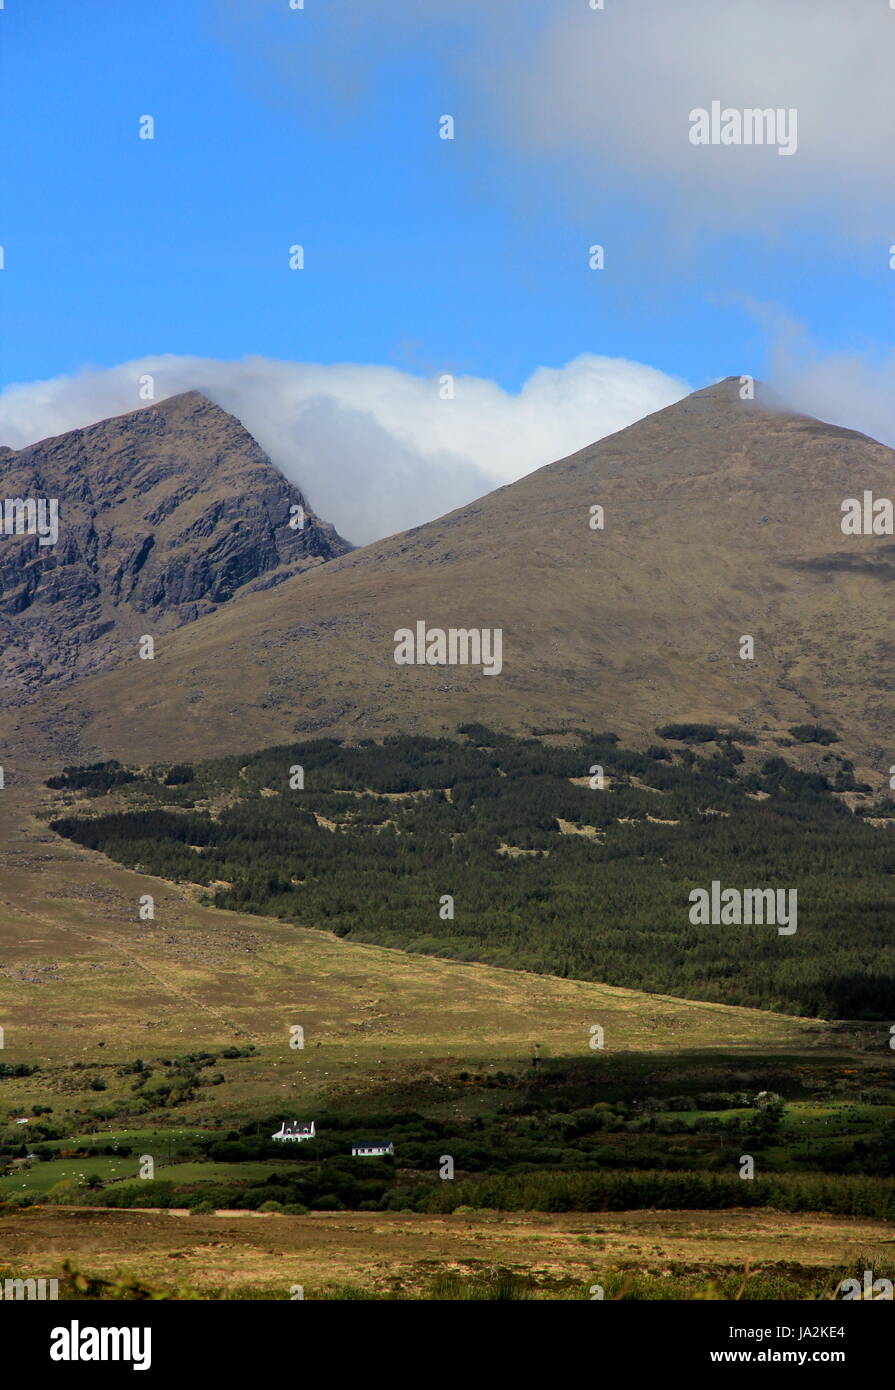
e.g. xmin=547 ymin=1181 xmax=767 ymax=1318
xmin=3 ymin=377 xmax=892 ymax=773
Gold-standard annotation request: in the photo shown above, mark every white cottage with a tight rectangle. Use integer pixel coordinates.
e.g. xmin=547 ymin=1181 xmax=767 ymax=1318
xmin=351 ymin=1140 xmax=394 ymax=1157
xmin=272 ymin=1120 xmax=316 ymax=1142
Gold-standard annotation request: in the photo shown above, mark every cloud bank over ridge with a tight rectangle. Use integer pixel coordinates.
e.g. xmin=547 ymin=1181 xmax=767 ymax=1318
xmin=0 ymin=355 xmax=690 ymax=543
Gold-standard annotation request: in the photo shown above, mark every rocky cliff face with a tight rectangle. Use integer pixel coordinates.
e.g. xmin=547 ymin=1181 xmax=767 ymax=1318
xmin=0 ymin=391 xmax=351 ymax=696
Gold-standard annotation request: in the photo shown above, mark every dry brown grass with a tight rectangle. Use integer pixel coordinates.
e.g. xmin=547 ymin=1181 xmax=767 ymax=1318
xmin=3 ymin=1206 xmax=893 ymax=1299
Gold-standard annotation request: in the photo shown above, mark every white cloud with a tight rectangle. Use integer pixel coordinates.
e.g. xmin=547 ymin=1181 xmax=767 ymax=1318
xmin=0 ymin=354 xmax=689 ymax=544
xmin=214 ymin=0 xmax=895 ymax=238
xmin=480 ymin=0 xmax=895 ymax=234
xmin=769 ymin=338 xmax=895 ymax=450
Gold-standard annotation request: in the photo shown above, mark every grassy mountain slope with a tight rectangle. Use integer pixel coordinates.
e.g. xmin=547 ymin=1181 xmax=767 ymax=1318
xmin=4 ymin=378 xmax=892 ymax=775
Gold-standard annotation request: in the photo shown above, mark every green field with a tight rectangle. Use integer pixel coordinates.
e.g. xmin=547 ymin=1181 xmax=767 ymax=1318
xmin=47 ymin=727 xmax=895 ymax=1016
xmin=1 ymin=748 xmax=892 ymax=1299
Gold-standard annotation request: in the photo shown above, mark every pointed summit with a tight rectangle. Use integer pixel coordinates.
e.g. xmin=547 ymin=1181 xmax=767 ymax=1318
xmin=0 ymin=391 xmax=351 ymax=696
xmin=9 ymin=375 xmax=893 ymax=773
xmin=674 ymin=374 xmax=790 ymax=414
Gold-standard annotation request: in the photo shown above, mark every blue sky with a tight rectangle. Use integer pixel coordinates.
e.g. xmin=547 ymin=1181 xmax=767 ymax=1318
xmin=3 ymin=1 xmax=895 ymax=540
xmin=3 ymin=0 xmax=893 ymax=393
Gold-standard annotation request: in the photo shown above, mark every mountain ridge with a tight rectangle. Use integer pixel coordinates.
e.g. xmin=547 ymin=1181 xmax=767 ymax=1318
xmin=3 ymin=377 xmax=893 ymax=780
xmin=0 ymin=390 xmax=351 ymax=697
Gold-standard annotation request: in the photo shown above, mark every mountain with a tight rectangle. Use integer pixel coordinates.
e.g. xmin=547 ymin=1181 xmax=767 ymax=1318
xmin=3 ymin=377 xmax=893 ymax=774
xmin=0 ymin=391 xmax=350 ymax=697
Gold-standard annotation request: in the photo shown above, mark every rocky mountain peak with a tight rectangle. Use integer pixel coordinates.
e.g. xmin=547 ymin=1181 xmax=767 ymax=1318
xmin=0 ymin=392 xmax=351 ymax=697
